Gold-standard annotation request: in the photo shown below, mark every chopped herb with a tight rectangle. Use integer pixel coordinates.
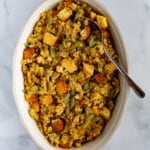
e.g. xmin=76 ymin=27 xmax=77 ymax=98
xmin=72 ymin=41 xmax=84 ymax=51
xmin=92 ymin=116 xmax=102 ymax=121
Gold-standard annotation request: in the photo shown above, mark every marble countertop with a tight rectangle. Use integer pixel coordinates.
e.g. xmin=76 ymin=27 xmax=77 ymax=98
xmin=0 ymin=0 xmax=150 ymax=149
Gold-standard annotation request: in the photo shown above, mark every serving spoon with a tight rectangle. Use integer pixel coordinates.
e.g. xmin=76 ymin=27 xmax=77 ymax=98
xmin=81 ymin=16 xmax=145 ymax=98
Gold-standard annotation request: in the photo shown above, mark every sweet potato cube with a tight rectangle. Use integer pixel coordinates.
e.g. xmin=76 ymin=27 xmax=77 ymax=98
xmin=23 ymin=48 xmax=34 ymax=59
xmin=83 ymin=63 xmax=94 ymax=78
xmin=42 ymin=95 xmax=53 ymax=105
xmin=56 ymin=80 xmax=67 ymax=96
xmin=26 ymin=94 xmax=38 ymax=103
xmin=94 ymin=74 xmax=107 ymax=84
xmin=52 ymin=119 xmax=65 ymax=132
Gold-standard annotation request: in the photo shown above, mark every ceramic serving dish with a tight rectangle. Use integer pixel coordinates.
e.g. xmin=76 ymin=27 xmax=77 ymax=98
xmin=13 ymin=0 xmax=130 ymax=149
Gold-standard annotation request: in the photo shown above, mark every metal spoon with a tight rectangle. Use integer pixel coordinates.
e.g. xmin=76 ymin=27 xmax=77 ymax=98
xmin=81 ymin=16 xmax=145 ymax=98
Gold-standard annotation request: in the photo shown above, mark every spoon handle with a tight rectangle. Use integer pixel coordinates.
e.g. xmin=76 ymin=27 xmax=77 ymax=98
xmin=103 ymin=46 xmax=145 ymax=98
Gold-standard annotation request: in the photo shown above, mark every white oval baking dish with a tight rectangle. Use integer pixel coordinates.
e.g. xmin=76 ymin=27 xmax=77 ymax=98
xmin=13 ymin=0 xmax=130 ymax=149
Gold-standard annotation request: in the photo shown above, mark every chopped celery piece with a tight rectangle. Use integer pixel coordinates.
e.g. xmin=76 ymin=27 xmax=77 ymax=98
xmin=83 ymin=80 xmax=90 ymax=91
xmin=70 ymin=97 xmax=75 ymax=109
xmin=71 ymin=89 xmax=75 ymax=96
xmin=89 ymin=36 xmax=97 ymax=47
xmin=72 ymin=41 xmax=84 ymax=51
xmin=65 ymin=108 xmax=70 ymax=116
xmin=50 ymin=48 xmax=57 ymax=57
xmin=92 ymin=116 xmax=102 ymax=121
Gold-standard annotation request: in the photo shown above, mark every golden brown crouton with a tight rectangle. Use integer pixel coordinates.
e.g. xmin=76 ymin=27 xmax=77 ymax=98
xmin=96 ymin=15 xmax=108 ymax=29
xmin=83 ymin=63 xmax=94 ymax=78
xmin=57 ymin=7 xmax=73 ymax=21
xmin=61 ymin=58 xmax=77 ymax=73
xmin=99 ymin=107 xmax=111 ymax=120
xmin=89 ymin=11 xmax=97 ymax=20
xmin=43 ymin=32 xmax=57 ymax=46
xmin=104 ymin=63 xmax=117 ymax=74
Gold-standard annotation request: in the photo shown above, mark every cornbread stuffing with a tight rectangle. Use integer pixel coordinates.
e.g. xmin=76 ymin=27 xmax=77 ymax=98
xmin=22 ymin=0 xmax=120 ymax=148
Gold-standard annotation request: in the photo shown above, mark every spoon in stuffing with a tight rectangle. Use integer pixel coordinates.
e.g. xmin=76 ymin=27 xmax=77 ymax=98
xmin=80 ymin=16 xmax=145 ymax=98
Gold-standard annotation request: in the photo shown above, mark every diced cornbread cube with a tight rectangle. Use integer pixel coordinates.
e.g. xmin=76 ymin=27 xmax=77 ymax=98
xmin=83 ymin=63 xmax=94 ymax=78
xmin=43 ymin=32 xmax=57 ymax=46
xmin=89 ymin=11 xmax=97 ymax=20
xmin=104 ymin=63 xmax=117 ymax=74
xmin=100 ymin=84 xmax=112 ymax=96
xmin=99 ymin=107 xmax=111 ymax=120
xmin=96 ymin=44 xmax=104 ymax=55
xmin=61 ymin=58 xmax=77 ymax=73
xmin=96 ymin=15 xmax=108 ymax=29
xmin=57 ymin=7 xmax=73 ymax=21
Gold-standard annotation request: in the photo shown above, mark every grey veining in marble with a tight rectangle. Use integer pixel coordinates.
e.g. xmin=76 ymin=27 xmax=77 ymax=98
xmin=0 ymin=0 xmax=150 ymax=150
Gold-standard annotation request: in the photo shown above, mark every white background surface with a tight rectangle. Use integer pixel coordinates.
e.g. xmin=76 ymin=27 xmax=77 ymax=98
xmin=0 ymin=0 xmax=150 ymax=150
